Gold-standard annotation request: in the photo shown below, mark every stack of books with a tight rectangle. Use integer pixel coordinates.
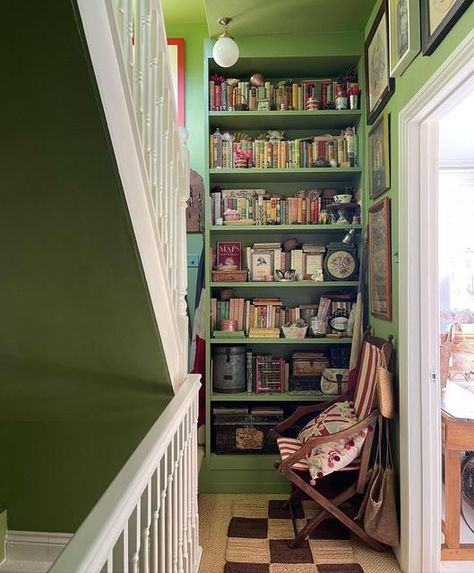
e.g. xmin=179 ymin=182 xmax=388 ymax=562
xmin=209 ymin=77 xmax=360 ymax=112
xmin=209 ymin=128 xmax=357 ymax=169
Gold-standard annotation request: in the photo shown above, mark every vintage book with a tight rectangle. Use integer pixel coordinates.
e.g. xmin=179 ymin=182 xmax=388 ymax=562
xmin=251 ymin=250 xmax=273 ymax=281
xmin=216 ymin=241 xmax=241 ymax=269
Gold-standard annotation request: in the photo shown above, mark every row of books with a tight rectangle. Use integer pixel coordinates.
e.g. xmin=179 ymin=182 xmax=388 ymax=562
xmin=211 ymin=188 xmax=338 ymax=225
xmin=209 ymin=129 xmax=358 ymax=169
xmin=211 ymin=297 xmax=324 ymax=334
xmin=209 ymin=78 xmax=360 ymax=112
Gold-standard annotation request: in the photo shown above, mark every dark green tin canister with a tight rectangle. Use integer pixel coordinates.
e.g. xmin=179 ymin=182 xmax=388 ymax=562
xmin=213 ymin=346 xmax=246 ymax=393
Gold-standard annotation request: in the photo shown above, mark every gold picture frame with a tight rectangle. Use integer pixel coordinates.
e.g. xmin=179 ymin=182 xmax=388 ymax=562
xmin=388 ymin=0 xmax=420 ymax=76
xmin=368 ymin=112 xmax=391 ymax=200
xmin=364 ymin=0 xmax=395 ymax=124
xmin=369 ymin=197 xmax=392 ymax=321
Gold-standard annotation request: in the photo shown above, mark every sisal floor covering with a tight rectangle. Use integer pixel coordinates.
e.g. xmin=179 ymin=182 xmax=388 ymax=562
xmin=199 ymin=494 xmax=401 ymax=573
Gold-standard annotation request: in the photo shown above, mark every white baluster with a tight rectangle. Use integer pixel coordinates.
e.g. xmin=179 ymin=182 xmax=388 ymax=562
xmin=166 ymin=439 xmax=174 ymax=573
xmin=158 ymin=450 xmax=168 ymax=573
xmin=182 ymin=411 xmax=190 ymax=573
xmin=140 ymin=484 xmax=151 ymax=573
xmin=151 ymin=469 xmax=160 ymax=573
xmin=192 ymin=397 xmax=200 ymax=569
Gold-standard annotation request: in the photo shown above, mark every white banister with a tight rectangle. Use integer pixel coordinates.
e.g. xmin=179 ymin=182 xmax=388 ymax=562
xmin=76 ymin=0 xmax=190 ymax=391
xmin=49 ymin=374 xmax=201 ymax=573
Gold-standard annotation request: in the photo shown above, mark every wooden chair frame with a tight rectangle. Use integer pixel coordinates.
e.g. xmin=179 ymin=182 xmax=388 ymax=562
xmin=272 ymin=329 xmax=393 ymax=551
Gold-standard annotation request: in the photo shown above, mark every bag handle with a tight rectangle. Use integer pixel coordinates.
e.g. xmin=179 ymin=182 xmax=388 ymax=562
xmin=385 ymin=418 xmax=394 ymax=469
xmin=375 ymin=414 xmax=383 ymax=466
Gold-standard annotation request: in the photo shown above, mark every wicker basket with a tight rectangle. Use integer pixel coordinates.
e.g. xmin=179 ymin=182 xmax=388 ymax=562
xmin=213 ymin=413 xmax=283 ymax=454
xmin=212 ymin=269 xmax=248 ymax=282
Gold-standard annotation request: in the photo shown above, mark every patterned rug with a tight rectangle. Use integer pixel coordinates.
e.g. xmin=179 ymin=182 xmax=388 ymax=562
xmin=225 ymin=498 xmax=365 ymax=573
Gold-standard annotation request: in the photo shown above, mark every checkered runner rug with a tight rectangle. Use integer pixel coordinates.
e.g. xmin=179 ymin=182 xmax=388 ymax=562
xmin=225 ymin=499 xmax=365 ymax=573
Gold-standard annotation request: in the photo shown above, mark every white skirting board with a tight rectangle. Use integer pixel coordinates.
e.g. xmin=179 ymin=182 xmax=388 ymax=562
xmin=3 ymin=531 xmax=72 ymax=564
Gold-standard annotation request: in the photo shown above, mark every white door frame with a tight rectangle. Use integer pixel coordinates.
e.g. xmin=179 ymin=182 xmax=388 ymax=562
xmin=399 ymin=31 xmax=474 ymax=573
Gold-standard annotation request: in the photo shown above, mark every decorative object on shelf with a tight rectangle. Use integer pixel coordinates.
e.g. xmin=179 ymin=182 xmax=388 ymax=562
xmin=320 ymin=368 xmax=349 ymax=395
xmin=328 ymin=302 xmax=352 ymax=333
xmin=281 ymin=320 xmax=308 ymax=339
xmin=212 ymin=269 xmax=248 ymax=282
xmin=420 ymin=0 xmax=470 ymax=56
xmin=275 ymin=269 xmax=296 ymax=281
xmin=368 ymin=197 xmax=392 ymax=320
xmin=306 ymin=97 xmax=320 ymax=110
xmin=212 ymin=346 xmax=246 ymax=393
xmin=334 ymin=193 xmax=352 ymax=204
xmin=368 ymin=111 xmax=391 ymax=199
xmin=292 ymin=351 xmax=330 ymax=376
xmin=249 ymin=73 xmax=265 ymax=87
xmin=388 ymin=0 xmax=420 ymax=76
xmin=186 ymin=169 xmax=204 ymax=233
xmin=335 ymin=83 xmax=348 ymax=110
xmin=323 ymin=242 xmax=359 ymax=281
xmin=347 ymin=85 xmax=361 ymax=109
xmin=212 ymin=17 xmax=239 ymax=68
xmin=364 ymin=0 xmax=395 ymax=124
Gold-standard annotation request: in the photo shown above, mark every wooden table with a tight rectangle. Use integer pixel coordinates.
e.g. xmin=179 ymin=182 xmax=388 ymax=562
xmin=441 ymin=382 xmax=474 ymax=560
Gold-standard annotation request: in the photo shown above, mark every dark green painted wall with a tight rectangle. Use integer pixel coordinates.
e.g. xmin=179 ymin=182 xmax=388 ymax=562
xmin=0 ymin=0 xmax=173 ymax=531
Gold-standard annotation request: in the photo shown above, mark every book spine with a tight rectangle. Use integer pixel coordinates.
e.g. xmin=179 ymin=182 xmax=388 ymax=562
xmin=246 ymin=351 xmax=253 ymax=393
xmin=209 ymin=81 xmax=215 ymax=111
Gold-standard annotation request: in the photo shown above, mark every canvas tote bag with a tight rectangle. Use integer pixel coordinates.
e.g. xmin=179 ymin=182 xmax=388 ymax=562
xmin=363 ymin=418 xmax=399 ymax=547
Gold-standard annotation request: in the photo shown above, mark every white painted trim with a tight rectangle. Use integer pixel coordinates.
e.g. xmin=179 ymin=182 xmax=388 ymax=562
xmin=75 ymin=0 xmax=185 ymax=391
xmin=398 ymin=30 xmax=474 ymax=573
xmin=4 ymin=531 xmax=72 ymax=563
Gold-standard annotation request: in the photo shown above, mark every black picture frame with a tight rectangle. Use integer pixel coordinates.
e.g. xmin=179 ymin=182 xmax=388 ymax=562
xmin=420 ymin=0 xmax=471 ymax=56
xmin=364 ymin=0 xmax=395 ymax=125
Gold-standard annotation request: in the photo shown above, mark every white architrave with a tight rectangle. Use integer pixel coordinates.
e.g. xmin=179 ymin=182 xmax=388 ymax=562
xmin=398 ymin=30 xmax=474 ymax=573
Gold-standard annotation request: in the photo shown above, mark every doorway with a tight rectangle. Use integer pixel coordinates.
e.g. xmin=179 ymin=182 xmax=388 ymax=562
xmin=399 ymin=32 xmax=474 ymax=573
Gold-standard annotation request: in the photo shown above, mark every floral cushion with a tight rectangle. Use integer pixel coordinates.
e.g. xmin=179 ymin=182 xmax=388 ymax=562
xmin=296 ymin=401 xmax=369 ymax=480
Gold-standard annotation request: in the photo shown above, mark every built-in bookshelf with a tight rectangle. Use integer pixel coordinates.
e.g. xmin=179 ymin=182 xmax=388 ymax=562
xmin=201 ymin=52 xmax=364 ymax=494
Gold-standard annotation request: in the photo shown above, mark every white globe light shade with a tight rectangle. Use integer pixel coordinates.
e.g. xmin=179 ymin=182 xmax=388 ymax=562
xmin=212 ymin=36 xmax=239 ymax=68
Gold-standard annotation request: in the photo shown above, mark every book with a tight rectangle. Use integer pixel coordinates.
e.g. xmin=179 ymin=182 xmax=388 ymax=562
xmin=216 ymin=241 xmax=241 ymax=269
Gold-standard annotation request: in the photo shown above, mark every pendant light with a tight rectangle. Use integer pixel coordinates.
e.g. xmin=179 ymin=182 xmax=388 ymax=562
xmin=212 ymin=17 xmax=239 ymax=68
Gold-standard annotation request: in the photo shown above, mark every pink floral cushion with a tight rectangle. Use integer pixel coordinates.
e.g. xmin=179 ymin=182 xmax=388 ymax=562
xmin=297 ymin=401 xmax=369 ymax=480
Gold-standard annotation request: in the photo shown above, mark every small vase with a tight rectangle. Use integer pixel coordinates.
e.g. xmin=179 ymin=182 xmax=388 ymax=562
xmin=349 ymin=94 xmax=359 ymax=109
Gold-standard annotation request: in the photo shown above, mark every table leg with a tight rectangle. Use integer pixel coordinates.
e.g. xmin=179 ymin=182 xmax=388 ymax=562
xmin=444 ymin=448 xmax=461 ymax=549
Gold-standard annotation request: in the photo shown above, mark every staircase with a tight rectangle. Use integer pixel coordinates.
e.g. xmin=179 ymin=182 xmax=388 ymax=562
xmin=6 ymin=0 xmax=201 ymax=571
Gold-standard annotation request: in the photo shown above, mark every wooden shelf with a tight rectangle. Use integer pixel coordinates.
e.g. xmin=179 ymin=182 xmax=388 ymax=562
xmin=209 ymin=167 xmax=362 ymax=183
xmin=210 ymin=281 xmax=358 ymax=288
xmin=210 ymin=224 xmax=362 ymax=233
xmin=211 ymin=392 xmax=334 ymax=402
xmin=210 ymin=337 xmax=352 ymax=345
xmin=209 ymin=110 xmax=361 ymax=131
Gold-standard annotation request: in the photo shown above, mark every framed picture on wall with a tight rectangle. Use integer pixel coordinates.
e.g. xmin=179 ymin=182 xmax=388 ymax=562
xmin=364 ymin=0 xmax=395 ymax=124
xmin=368 ymin=197 xmax=392 ymax=321
xmin=368 ymin=112 xmax=391 ymax=199
xmin=388 ymin=0 xmax=420 ymax=76
xmin=420 ymin=0 xmax=471 ymax=56
xmin=167 ymin=38 xmax=185 ymax=126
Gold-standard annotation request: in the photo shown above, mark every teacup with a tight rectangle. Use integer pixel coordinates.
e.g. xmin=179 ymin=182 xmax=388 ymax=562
xmin=334 ymin=194 xmax=352 ymax=204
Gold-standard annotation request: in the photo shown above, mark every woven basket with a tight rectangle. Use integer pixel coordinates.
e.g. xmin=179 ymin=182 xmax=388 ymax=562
xmin=376 ymin=359 xmax=395 ymax=419
xmin=281 ymin=325 xmax=308 ymax=339
xmin=212 ymin=269 xmax=248 ymax=282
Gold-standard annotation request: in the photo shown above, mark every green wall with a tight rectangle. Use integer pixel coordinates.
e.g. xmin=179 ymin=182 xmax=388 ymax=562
xmin=363 ymin=2 xmax=474 ymax=349
xmin=0 ymin=0 xmax=173 ymax=531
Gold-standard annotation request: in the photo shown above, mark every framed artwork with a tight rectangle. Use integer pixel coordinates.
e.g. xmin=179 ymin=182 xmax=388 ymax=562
xmin=368 ymin=112 xmax=391 ymax=199
xmin=368 ymin=197 xmax=392 ymax=321
xmin=388 ymin=0 xmax=420 ymax=76
xmin=167 ymin=38 xmax=185 ymax=126
xmin=420 ymin=0 xmax=471 ymax=56
xmin=251 ymin=250 xmax=273 ymax=281
xmin=364 ymin=0 xmax=395 ymax=124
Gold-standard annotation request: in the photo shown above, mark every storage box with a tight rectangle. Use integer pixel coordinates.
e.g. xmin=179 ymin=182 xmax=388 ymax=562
xmin=212 ymin=269 xmax=248 ymax=282
xmin=213 ymin=410 xmax=283 ymax=454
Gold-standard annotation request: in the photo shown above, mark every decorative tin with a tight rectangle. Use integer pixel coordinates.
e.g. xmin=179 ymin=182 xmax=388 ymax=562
xmin=212 ymin=346 xmax=246 ymax=393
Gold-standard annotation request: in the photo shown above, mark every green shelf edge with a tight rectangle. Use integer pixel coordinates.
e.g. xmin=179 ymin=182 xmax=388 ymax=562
xmin=210 ymin=224 xmax=362 ymax=232
xmin=209 ymin=281 xmax=358 ymax=288
xmin=210 ymin=337 xmax=352 ymax=345
xmin=211 ymin=392 xmax=335 ymax=402
xmin=209 ymin=168 xmax=361 ymax=175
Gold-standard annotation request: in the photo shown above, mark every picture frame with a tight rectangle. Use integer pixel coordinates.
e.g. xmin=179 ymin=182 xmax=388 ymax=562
xmin=167 ymin=38 xmax=185 ymax=126
xmin=251 ymin=250 xmax=274 ymax=281
xmin=388 ymin=0 xmax=420 ymax=76
xmin=368 ymin=112 xmax=391 ymax=199
xmin=420 ymin=0 xmax=471 ymax=56
xmin=368 ymin=197 xmax=392 ymax=321
xmin=364 ymin=0 xmax=395 ymax=124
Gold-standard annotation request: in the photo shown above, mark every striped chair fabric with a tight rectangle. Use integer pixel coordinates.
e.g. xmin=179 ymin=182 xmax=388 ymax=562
xmin=352 ymin=342 xmax=383 ymax=420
